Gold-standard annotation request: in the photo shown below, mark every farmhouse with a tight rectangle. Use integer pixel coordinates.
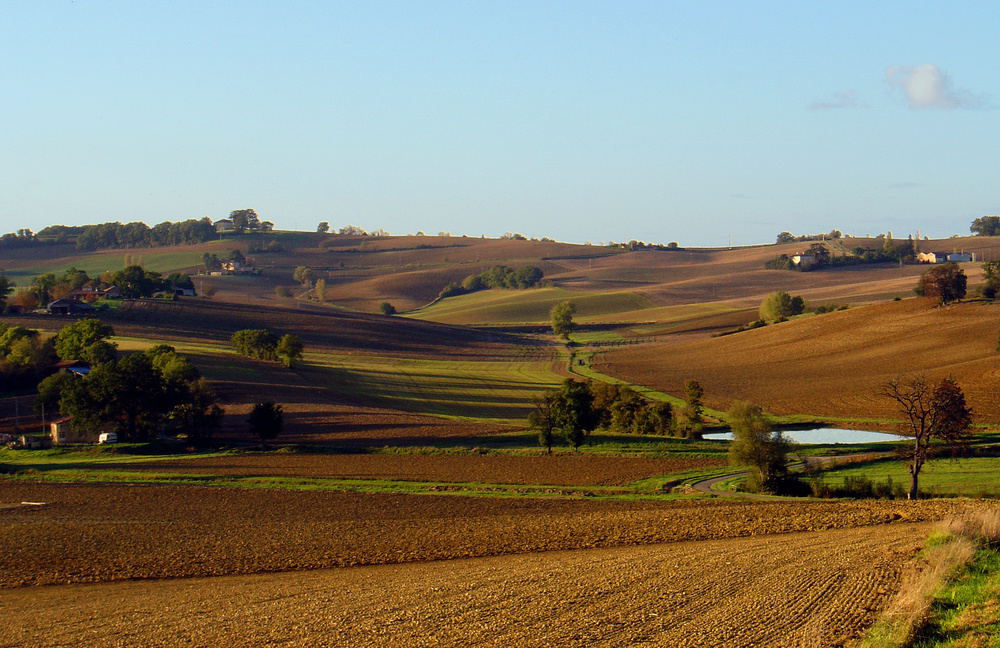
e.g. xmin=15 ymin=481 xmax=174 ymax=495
xmin=916 ymin=251 xmax=976 ymax=263
xmin=790 ymin=253 xmax=817 ymax=269
xmin=214 ymin=219 xmax=234 ymax=232
xmin=47 ymin=299 xmax=96 ymax=315
xmin=52 ymin=359 xmax=90 ymax=377
xmin=50 ymin=417 xmax=87 ymax=445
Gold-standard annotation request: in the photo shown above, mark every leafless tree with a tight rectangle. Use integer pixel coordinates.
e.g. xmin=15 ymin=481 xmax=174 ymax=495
xmin=879 ymin=375 xmax=972 ymax=500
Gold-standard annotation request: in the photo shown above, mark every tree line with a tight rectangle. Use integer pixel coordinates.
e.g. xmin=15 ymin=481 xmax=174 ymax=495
xmin=528 ymin=378 xmax=707 ymax=453
xmin=437 ymin=265 xmax=544 ymax=300
xmin=3 ymin=265 xmax=195 ymax=312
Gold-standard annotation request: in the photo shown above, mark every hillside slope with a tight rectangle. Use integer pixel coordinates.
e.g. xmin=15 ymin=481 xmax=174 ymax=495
xmin=597 ymin=297 xmax=1000 ymax=425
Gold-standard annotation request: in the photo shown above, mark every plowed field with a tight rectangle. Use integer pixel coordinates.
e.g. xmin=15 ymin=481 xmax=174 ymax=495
xmin=0 ymin=482 xmax=974 ymax=589
xmin=2 ymin=523 xmax=930 ymax=647
xmin=111 ymin=453 xmax=726 ymax=486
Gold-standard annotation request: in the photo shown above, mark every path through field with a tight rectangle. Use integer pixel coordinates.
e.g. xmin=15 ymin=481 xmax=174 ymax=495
xmin=4 ymin=523 xmax=927 ymax=648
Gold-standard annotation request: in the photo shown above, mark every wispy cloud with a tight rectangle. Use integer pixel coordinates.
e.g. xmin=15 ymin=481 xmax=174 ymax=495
xmin=809 ymin=90 xmax=862 ymax=110
xmin=885 ymin=63 xmax=984 ymax=109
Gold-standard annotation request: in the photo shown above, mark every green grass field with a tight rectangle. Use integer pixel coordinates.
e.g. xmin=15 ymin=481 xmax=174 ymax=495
xmin=815 ymin=456 xmax=1000 ymax=498
xmin=408 ymin=287 xmax=656 ymax=325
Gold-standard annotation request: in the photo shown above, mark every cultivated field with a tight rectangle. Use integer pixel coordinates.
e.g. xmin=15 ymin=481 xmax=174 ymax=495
xmin=3 ymin=523 xmax=932 ymax=648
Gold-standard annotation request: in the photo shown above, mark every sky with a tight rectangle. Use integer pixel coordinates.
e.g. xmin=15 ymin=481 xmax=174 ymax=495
xmin=2 ymin=1 xmax=997 ymax=247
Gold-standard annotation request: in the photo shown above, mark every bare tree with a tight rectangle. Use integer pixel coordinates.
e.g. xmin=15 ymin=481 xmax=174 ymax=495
xmin=879 ymin=375 xmax=972 ymax=500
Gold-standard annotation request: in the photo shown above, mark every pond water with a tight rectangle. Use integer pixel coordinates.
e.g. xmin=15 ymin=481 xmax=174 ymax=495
xmin=703 ymin=427 xmax=901 ymax=445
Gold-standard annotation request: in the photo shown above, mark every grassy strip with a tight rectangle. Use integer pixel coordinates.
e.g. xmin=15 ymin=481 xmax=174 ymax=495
xmin=0 ymin=469 xmax=703 ymax=501
xmin=860 ymin=510 xmax=1000 ymax=648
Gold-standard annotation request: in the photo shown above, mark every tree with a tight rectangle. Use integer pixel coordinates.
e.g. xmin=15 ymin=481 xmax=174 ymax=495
xmin=676 ymin=380 xmax=705 ymax=439
xmin=551 ymin=379 xmax=598 ymax=450
xmin=230 ymin=209 xmax=261 ymax=234
xmin=379 ymin=302 xmax=397 ymax=315
xmin=759 ymin=291 xmax=805 ymax=321
xmin=982 ymin=260 xmax=1000 ymax=299
xmin=971 ymin=216 xmax=1000 ymax=237
xmin=170 ymin=379 xmax=224 ymax=446
xmin=112 ymin=265 xmax=164 ymax=299
xmin=528 ymin=392 xmax=558 ymax=454
xmin=0 ymin=273 xmax=14 ymax=312
xmin=550 ymin=301 xmax=576 ymax=339
xmin=879 ymin=376 xmax=973 ymax=500
xmin=726 ymin=401 xmax=792 ymax=494
xmin=914 ymin=262 xmax=967 ymax=304
xmin=293 ymin=266 xmax=315 ymax=286
xmin=314 ymin=278 xmax=326 ymax=302
xmin=53 ymin=319 xmax=117 ymax=365
xmin=317 ymin=221 xmax=330 ymax=233
xmin=276 ymin=334 xmax=303 ymax=368
xmin=248 ymin=401 xmax=283 ymax=446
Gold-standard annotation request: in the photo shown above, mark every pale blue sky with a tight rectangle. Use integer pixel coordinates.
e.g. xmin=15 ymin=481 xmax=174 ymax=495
xmin=2 ymin=1 xmax=997 ymax=246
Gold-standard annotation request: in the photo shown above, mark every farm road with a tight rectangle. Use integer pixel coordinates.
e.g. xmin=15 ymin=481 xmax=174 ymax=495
xmin=4 ymin=522 xmax=927 ymax=648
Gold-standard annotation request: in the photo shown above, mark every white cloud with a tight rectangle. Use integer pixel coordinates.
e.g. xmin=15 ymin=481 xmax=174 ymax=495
xmin=808 ymin=90 xmax=862 ymax=110
xmin=885 ymin=63 xmax=984 ymax=109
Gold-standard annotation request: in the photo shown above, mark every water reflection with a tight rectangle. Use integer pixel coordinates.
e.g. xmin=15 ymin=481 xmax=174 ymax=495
xmin=704 ymin=427 xmax=900 ymax=445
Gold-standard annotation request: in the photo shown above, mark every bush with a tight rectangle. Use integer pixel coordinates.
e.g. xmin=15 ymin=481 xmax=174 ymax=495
xmin=379 ymin=302 xmax=397 ymax=315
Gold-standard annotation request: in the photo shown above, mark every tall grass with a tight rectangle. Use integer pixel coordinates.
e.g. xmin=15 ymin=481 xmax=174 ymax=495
xmin=860 ymin=509 xmax=1000 ymax=647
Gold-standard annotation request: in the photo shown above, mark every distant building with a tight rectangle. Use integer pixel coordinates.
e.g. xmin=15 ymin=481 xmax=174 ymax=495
xmin=947 ymin=252 xmax=974 ymax=263
xmin=790 ymin=253 xmax=817 ymax=269
xmin=52 ymin=359 xmax=90 ymax=377
xmin=47 ymin=299 xmax=96 ymax=315
xmin=214 ymin=219 xmax=234 ymax=232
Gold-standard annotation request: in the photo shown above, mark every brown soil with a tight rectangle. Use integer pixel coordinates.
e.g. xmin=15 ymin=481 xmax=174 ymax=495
xmin=0 ymin=481 xmax=974 ymax=589
xmin=110 ymin=453 xmax=727 ymax=486
xmin=599 ymin=298 xmax=1000 ymax=424
xmin=3 ymin=523 xmax=928 ymax=647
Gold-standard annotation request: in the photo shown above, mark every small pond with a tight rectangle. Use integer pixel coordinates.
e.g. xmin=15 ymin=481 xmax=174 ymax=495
xmin=703 ymin=427 xmax=901 ymax=445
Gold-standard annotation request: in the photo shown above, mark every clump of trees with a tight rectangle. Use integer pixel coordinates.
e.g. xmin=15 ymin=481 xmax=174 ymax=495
xmin=379 ymin=302 xmax=397 ymax=315
xmin=759 ymin=291 xmax=805 ymax=322
xmin=230 ymin=329 xmax=303 ymax=367
xmin=726 ymin=402 xmax=793 ymax=494
xmin=914 ymin=263 xmax=967 ymax=304
xmin=437 ymin=265 xmax=544 ymax=300
xmin=527 ymin=378 xmax=707 ymax=451
xmin=550 ymin=301 xmax=576 ymax=339
xmin=879 ymin=375 xmax=972 ymax=500
xmin=36 ymin=324 xmax=224 ymax=444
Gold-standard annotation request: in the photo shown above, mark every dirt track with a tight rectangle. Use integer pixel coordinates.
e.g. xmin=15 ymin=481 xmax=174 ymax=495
xmin=2 ymin=523 xmax=927 ymax=647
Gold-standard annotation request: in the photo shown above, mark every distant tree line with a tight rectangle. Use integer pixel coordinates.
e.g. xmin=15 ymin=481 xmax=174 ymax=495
xmin=438 ymin=265 xmax=544 ymax=300
xmin=528 ymin=378 xmax=707 ymax=452
xmin=775 ymin=229 xmax=842 ymax=244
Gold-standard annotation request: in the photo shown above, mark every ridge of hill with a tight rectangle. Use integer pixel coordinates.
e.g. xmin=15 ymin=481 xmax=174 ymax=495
xmin=5 ymin=232 xmax=999 ymax=319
